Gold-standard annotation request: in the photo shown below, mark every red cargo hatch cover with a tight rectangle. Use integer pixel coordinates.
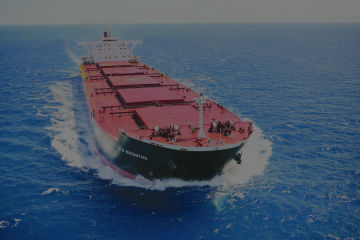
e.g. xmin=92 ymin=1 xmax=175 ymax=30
xmin=135 ymin=105 xmax=198 ymax=128
xmin=87 ymin=80 xmax=110 ymax=89
xmin=102 ymin=67 xmax=143 ymax=75
xmin=117 ymin=87 xmax=184 ymax=106
xmin=98 ymin=61 xmax=132 ymax=68
xmin=108 ymin=75 xmax=160 ymax=88
xmin=92 ymin=95 xmax=121 ymax=110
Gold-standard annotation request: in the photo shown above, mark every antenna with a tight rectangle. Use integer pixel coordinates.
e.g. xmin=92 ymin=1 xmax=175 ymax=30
xmin=194 ymin=93 xmax=207 ymax=139
xmin=103 ymin=25 xmax=111 ymax=39
xmin=107 ymin=25 xmax=111 ymax=38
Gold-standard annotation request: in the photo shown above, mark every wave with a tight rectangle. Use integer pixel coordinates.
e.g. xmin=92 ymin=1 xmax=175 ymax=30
xmin=41 ymin=187 xmax=69 ymax=196
xmin=64 ymin=43 xmax=82 ymax=66
xmin=45 ymin=81 xmax=84 ymax=169
xmin=0 ymin=220 xmax=10 ymax=229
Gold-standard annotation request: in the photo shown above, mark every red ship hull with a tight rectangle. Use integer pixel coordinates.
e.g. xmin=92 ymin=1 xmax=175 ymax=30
xmin=81 ymin=60 xmax=252 ymax=180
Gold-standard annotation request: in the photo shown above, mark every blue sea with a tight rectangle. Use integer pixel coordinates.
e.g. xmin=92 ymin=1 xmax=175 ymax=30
xmin=0 ymin=23 xmax=359 ymax=239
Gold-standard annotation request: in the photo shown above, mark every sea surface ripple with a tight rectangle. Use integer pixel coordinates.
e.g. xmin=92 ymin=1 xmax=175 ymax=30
xmin=0 ymin=24 xmax=359 ymax=239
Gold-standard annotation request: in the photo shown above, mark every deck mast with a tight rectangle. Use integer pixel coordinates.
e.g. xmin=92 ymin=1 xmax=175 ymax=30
xmin=195 ymin=93 xmax=207 ymax=139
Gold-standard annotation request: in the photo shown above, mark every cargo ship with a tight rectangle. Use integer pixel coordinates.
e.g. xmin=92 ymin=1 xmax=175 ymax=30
xmin=78 ymin=27 xmax=253 ymax=181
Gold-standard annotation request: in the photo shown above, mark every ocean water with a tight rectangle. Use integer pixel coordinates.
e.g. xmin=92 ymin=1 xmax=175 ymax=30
xmin=0 ymin=23 xmax=359 ymax=239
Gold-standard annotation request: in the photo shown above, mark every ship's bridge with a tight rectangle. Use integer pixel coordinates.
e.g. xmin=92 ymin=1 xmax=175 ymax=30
xmin=78 ymin=26 xmax=142 ymax=63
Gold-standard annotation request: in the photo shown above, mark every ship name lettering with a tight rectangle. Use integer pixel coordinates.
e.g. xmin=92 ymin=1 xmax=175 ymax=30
xmin=125 ymin=149 xmax=148 ymax=160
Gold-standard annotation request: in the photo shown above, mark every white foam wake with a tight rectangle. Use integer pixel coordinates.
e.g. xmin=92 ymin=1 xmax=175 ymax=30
xmin=65 ymin=44 xmax=82 ymax=66
xmin=45 ymin=81 xmax=84 ymax=169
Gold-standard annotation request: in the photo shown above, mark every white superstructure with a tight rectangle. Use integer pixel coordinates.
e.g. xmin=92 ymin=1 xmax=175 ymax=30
xmin=78 ymin=26 xmax=142 ymax=63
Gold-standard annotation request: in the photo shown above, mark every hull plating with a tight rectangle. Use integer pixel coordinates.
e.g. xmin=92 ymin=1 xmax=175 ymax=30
xmin=92 ymin=119 xmax=245 ymax=180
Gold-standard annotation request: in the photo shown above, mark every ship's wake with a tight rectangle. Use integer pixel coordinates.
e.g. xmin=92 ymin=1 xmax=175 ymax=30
xmin=46 ymin=81 xmax=82 ymax=168
xmin=45 ymin=47 xmax=272 ymax=191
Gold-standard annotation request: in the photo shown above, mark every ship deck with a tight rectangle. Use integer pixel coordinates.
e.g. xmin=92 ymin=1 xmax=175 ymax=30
xmin=81 ymin=61 xmax=252 ymax=149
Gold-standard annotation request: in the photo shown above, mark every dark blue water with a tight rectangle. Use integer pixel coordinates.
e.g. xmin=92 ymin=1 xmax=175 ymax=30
xmin=1 ymin=24 xmax=360 ymax=239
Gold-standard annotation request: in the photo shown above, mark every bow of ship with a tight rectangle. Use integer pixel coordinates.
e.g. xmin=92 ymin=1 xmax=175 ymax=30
xmin=78 ymin=27 xmax=253 ymax=180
